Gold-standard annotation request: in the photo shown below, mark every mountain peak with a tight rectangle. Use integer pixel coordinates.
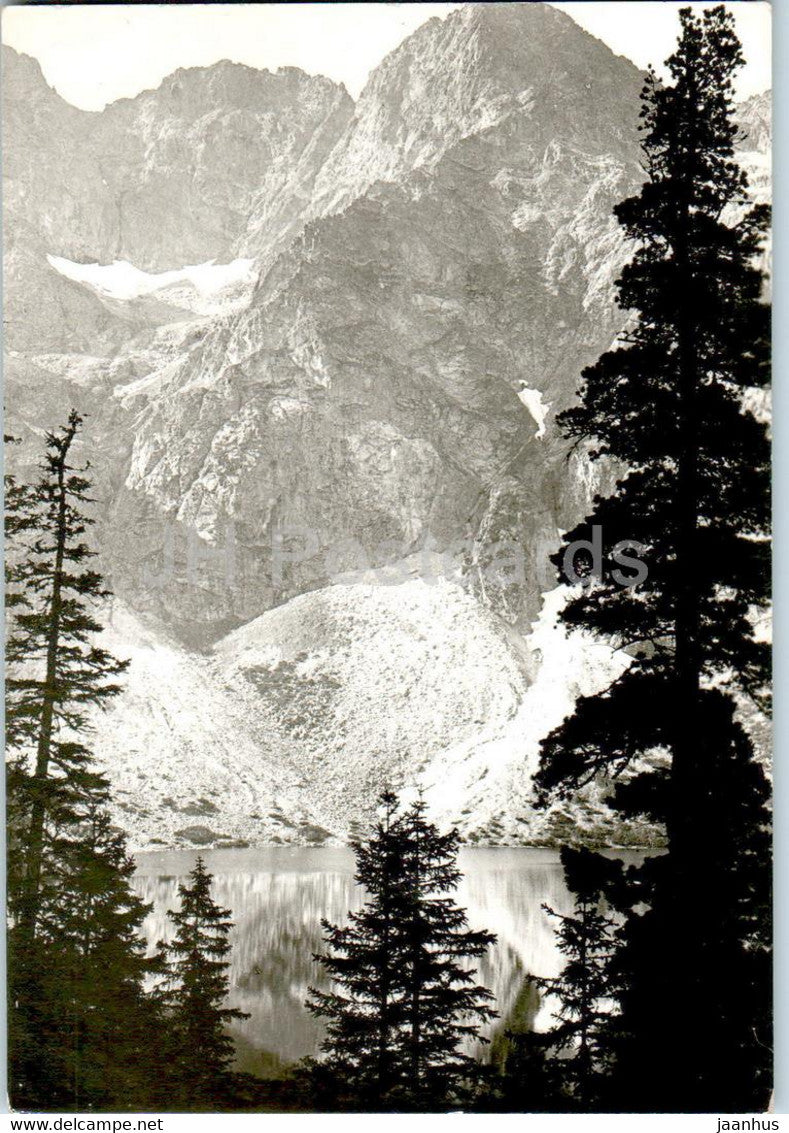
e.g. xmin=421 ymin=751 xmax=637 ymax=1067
xmin=2 ymin=43 xmax=74 ymax=110
xmin=360 ymin=2 xmax=642 ymax=97
xmin=311 ymin=1 xmax=642 ymax=218
xmin=106 ymin=57 xmax=351 ymax=121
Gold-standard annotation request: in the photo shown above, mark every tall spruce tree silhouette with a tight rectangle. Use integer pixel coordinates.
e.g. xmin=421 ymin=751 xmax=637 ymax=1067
xmin=534 ymin=7 xmax=771 ymax=1112
xmin=5 ymin=417 xmax=160 ymax=1110
xmin=161 ymin=857 xmax=249 ymax=1109
xmin=5 ymin=412 xmax=128 ymax=938
xmin=306 ymin=792 xmax=496 ymax=1111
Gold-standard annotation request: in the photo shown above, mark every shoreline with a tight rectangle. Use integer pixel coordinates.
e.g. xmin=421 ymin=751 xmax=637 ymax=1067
xmin=130 ymin=838 xmax=666 ymax=858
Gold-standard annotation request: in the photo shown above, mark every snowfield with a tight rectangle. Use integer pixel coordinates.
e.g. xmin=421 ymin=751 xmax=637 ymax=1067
xmin=47 ymin=254 xmax=258 ymax=316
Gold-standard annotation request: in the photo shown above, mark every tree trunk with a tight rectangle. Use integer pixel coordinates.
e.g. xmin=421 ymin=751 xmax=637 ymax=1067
xmin=670 ymin=171 xmax=703 ymax=879
xmin=19 ymin=421 xmax=78 ymax=938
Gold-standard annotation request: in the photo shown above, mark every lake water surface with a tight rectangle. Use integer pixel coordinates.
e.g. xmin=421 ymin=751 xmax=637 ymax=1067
xmin=132 ymin=846 xmax=620 ymax=1077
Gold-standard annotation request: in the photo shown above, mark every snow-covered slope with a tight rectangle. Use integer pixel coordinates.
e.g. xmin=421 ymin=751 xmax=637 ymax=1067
xmin=212 ymin=573 xmax=531 ymax=834
xmin=47 ymin=256 xmax=258 ymax=318
xmin=94 ymin=577 xmax=651 ymax=849
xmin=91 ymin=605 xmax=324 ymax=848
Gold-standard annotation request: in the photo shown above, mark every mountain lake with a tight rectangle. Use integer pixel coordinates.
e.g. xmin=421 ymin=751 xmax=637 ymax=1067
xmin=133 ymin=845 xmax=649 ymax=1077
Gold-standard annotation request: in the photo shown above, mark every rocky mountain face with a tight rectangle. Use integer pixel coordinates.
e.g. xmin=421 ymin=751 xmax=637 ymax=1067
xmin=3 ymin=4 xmax=771 ymax=847
xmin=3 ymin=48 xmax=353 ymax=267
xmin=737 ymin=89 xmax=771 ymax=152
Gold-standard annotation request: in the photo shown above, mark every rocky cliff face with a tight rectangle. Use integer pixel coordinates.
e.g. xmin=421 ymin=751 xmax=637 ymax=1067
xmin=2 ymin=46 xmax=352 ymax=357
xmin=70 ymin=2 xmax=645 ymax=640
xmin=737 ymin=89 xmax=771 ymax=153
xmin=3 ymin=47 xmax=354 ymax=268
xmin=3 ymin=4 xmax=770 ymax=846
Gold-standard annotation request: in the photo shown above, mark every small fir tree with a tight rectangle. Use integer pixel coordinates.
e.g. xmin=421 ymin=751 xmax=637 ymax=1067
xmin=531 ymin=848 xmax=617 ymax=1111
xmin=160 ymin=857 xmax=249 ymax=1109
xmin=307 ymin=792 xmax=497 ymax=1111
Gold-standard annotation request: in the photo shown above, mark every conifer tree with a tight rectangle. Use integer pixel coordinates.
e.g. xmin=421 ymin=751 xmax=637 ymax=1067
xmin=396 ymin=797 xmax=498 ymax=1109
xmin=160 ymin=857 xmax=249 ymax=1109
xmin=5 ymin=412 xmax=128 ymax=937
xmin=530 ymin=848 xmax=618 ymax=1111
xmin=5 ymin=417 xmax=159 ymax=1111
xmin=604 ymin=691 xmax=772 ymax=1111
xmin=497 ymin=849 xmax=618 ymax=1113
xmin=496 ymin=1027 xmax=560 ymax=1113
xmin=305 ymin=790 xmax=409 ymax=1108
xmin=29 ymin=804 xmax=162 ymax=1111
xmin=307 ymin=792 xmax=497 ymax=1111
xmin=534 ymin=6 xmax=771 ymax=1112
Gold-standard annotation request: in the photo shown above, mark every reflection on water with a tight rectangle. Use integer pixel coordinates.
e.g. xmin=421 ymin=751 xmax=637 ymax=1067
xmin=132 ymin=846 xmax=583 ymax=1076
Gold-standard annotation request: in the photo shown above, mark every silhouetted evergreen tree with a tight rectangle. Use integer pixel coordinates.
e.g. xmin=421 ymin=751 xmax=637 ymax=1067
xmin=604 ymin=691 xmax=772 ymax=1112
xmin=5 ymin=412 xmax=128 ymax=936
xmin=534 ymin=7 xmax=771 ymax=1112
xmin=306 ymin=792 xmax=497 ymax=1110
xmin=396 ymin=797 xmax=498 ymax=1109
xmin=5 ymin=417 xmax=159 ymax=1111
xmin=533 ymin=849 xmax=617 ymax=1110
xmin=160 ymin=857 xmax=250 ymax=1109
xmin=487 ymin=978 xmax=555 ymax=1111
xmin=32 ymin=804 xmax=163 ymax=1110
xmin=497 ymin=1030 xmax=562 ymax=1113
xmin=304 ymin=790 xmax=410 ymax=1108
xmin=497 ymin=850 xmax=619 ymax=1113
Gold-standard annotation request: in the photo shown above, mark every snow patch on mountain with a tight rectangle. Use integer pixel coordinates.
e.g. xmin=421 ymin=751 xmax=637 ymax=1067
xmin=518 ymin=386 xmax=548 ymax=438
xmin=47 ymin=255 xmax=258 ymax=317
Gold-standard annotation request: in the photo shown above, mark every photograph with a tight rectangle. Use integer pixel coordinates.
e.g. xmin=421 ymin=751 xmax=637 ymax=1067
xmin=2 ymin=0 xmax=773 ymax=1116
